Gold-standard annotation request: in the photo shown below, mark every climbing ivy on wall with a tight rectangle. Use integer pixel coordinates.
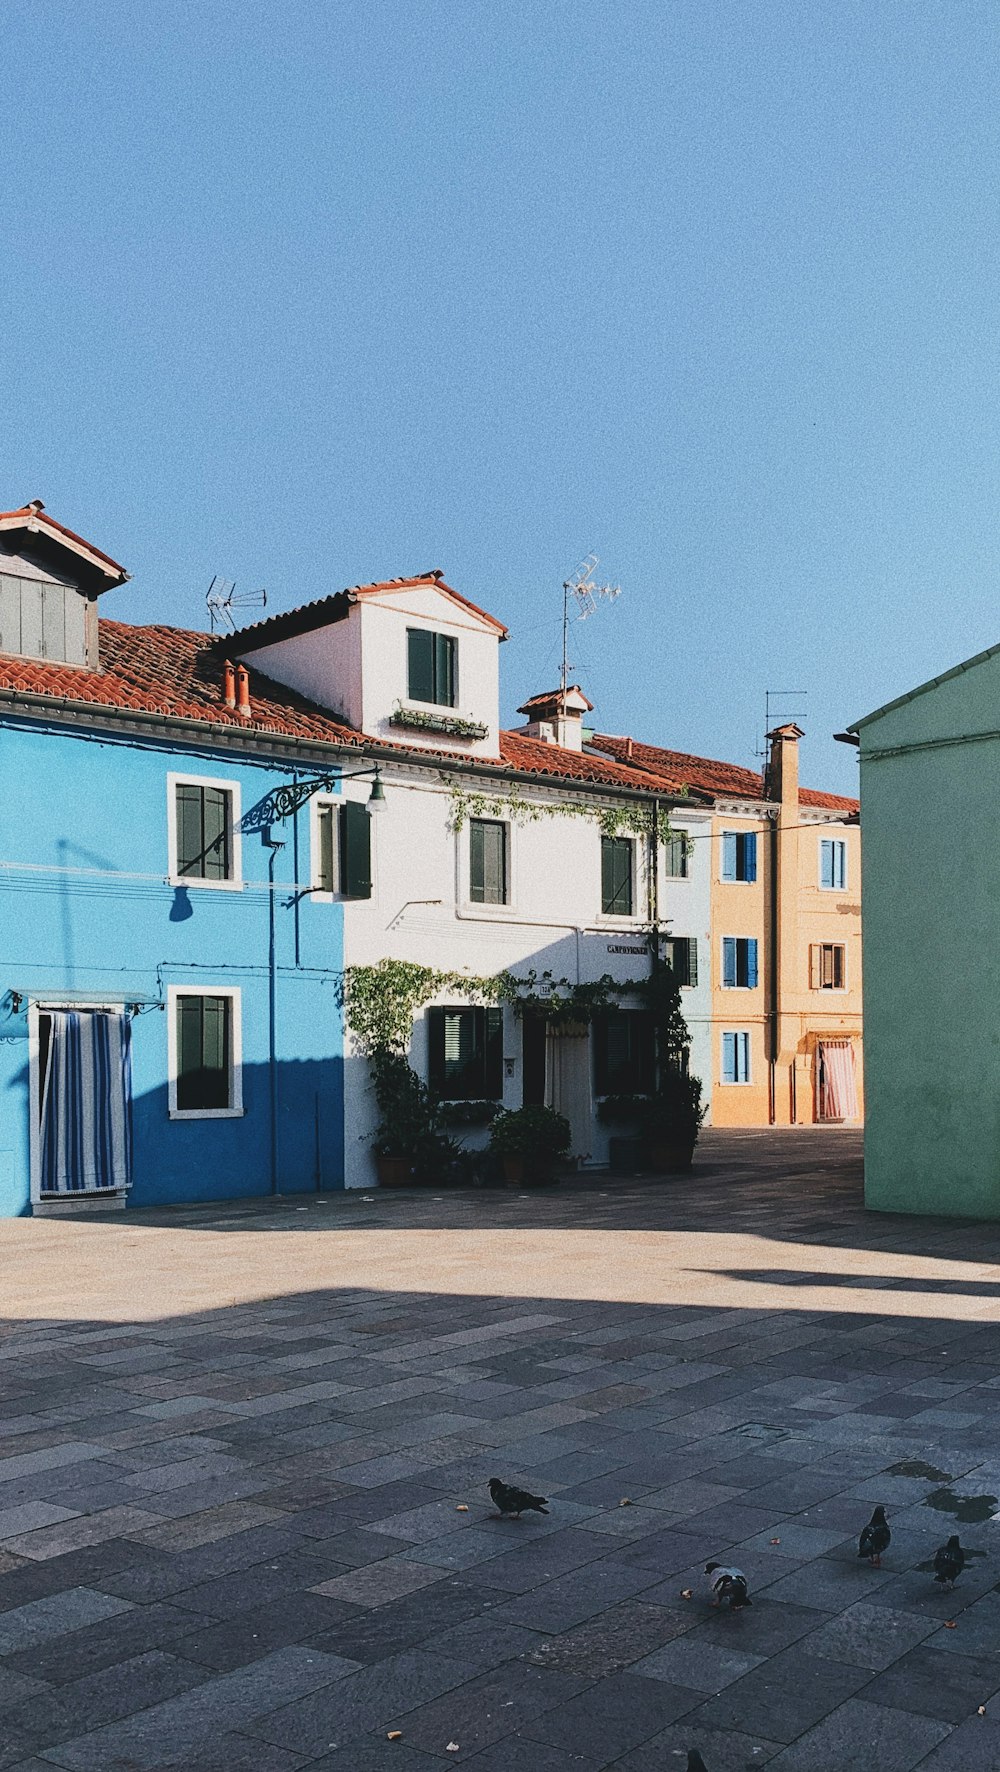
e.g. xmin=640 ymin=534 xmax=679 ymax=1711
xmin=444 ymin=781 xmax=679 ymax=846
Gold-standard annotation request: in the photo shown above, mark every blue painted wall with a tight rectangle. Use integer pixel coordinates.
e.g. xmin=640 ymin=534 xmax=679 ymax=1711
xmin=0 ymin=716 xmax=345 ymax=1215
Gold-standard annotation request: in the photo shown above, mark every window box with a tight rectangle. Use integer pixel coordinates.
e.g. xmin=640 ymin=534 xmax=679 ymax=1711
xmin=390 ymin=705 xmax=488 ymax=740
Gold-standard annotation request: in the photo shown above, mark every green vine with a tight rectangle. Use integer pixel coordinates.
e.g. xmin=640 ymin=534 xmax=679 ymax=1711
xmin=445 ymin=781 xmax=678 ymax=845
xmin=392 ymin=705 xmax=489 ymax=740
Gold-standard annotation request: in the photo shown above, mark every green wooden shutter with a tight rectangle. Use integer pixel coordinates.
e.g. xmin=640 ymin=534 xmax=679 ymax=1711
xmin=427 ymin=1007 xmax=445 ymax=1097
xmin=407 ymin=628 xmax=435 ymax=702
xmin=176 ymin=995 xmax=202 ymax=1107
xmin=436 ymin=633 xmax=457 ymax=706
xmin=176 ymin=785 xmax=202 ymax=877
xmin=202 ymin=787 xmax=230 ymax=880
xmin=470 ymin=820 xmax=486 ymax=902
xmin=471 ymin=821 xmax=506 ymax=904
xmin=602 ymin=838 xmax=632 ymax=914
xmin=315 ymin=804 xmax=335 ymax=893
xmin=201 ymin=995 xmax=229 ymax=1106
xmin=593 ymin=1012 xmax=610 ymax=1095
xmin=484 ymin=1007 xmax=503 ymax=1098
xmin=686 ymin=937 xmax=698 ymax=988
xmin=339 ymin=801 xmax=372 ymax=898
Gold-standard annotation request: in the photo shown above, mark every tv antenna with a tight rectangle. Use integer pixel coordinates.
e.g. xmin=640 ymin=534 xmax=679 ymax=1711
xmin=755 ymin=687 xmax=807 ymax=760
xmin=560 ymin=554 xmax=621 ymax=705
xmin=206 ymin=576 xmax=268 ymax=634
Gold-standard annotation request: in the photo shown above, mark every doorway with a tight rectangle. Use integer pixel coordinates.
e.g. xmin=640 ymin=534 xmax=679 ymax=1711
xmin=32 ymin=1007 xmax=133 ymax=1200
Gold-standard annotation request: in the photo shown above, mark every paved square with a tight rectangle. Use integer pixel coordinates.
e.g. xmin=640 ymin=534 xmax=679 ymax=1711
xmin=2 ymin=1128 xmax=1000 ymax=1768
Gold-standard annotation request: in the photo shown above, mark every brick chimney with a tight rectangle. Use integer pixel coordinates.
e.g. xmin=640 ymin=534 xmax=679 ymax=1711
xmin=222 ymin=660 xmax=236 ymax=710
xmin=235 ymin=664 xmax=251 ymax=719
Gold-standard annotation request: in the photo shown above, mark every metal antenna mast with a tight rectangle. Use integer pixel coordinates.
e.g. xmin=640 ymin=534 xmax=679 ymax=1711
xmin=560 ymin=554 xmax=621 ymax=709
xmin=206 ymin=577 xmax=268 ymax=635
xmin=756 ymin=688 xmax=807 ymax=760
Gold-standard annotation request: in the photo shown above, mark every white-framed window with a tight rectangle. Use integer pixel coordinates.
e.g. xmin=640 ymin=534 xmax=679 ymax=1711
xmin=721 ymin=936 xmax=759 ymax=988
xmin=167 ymin=986 xmax=243 ymax=1119
xmin=811 ymin=942 xmax=846 ymax=991
xmin=819 ymin=837 xmax=847 ymax=891
xmin=600 ymin=835 xmax=636 ymax=917
xmin=722 ymin=830 xmax=757 ymax=882
xmin=722 ymin=1030 xmax=752 ymax=1084
xmin=469 ymin=818 xmax=509 ymax=905
xmin=407 ymin=627 xmax=457 ymax=707
xmin=167 ymin=773 xmax=242 ymax=889
xmin=664 ymin=833 xmax=690 ymax=878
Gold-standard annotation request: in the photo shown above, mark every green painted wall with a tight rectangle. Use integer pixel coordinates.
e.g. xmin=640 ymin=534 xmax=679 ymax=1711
xmin=859 ymin=646 xmax=1000 ymax=1217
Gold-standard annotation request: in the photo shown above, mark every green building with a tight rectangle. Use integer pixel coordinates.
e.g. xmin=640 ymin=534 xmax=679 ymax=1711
xmin=849 ymin=643 xmax=1000 ymax=1217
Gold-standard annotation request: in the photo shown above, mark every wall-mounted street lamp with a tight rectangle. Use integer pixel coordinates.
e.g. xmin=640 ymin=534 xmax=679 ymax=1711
xmin=246 ymin=762 xmax=387 ymax=829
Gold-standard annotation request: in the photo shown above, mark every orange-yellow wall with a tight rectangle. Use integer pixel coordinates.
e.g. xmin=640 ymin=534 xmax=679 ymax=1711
xmin=709 ymin=808 xmax=863 ymax=1127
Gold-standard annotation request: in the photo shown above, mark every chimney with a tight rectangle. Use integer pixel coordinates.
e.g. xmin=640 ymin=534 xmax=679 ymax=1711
xmin=766 ymin=724 xmax=802 ymax=814
xmin=625 ymin=736 xmax=634 ymax=760
xmin=515 ymin=685 xmax=593 ymax=753
xmin=235 ymin=664 xmax=251 ymax=719
xmin=222 ymin=660 xmax=236 ymax=709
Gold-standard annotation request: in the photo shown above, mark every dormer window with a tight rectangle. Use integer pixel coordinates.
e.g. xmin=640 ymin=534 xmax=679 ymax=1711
xmin=407 ymin=628 xmax=456 ymax=707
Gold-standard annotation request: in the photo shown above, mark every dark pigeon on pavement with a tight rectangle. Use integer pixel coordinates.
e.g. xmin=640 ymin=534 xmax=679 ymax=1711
xmin=705 ymin=1561 xmax=752 ymax=1609
xmin=859 ymin=1504 xmax=891 ymax=1567
xmin=489 ymin=1476 xmax=549 ymax=1517
xmin=933 ymin=1534 xmax=965 ymax=1587
xmin=687 ymin=1752 xmax=710 ymax=1772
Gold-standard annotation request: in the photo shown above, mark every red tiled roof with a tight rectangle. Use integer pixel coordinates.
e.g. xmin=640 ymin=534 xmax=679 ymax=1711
xmin=0 ymin=504 xmax=128 ymax=583
xmin=517 ymin=685 xmax=594 ymax=714
xmin=0 ymin=619 xmax=661 ymax=792
xmin=234 ymin=573 xmax=508 ymax=652
xmin=591 ymin=733 xmax=859 ymax=813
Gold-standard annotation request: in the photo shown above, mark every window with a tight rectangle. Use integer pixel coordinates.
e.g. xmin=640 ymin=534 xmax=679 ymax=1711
xmin=820 ymin=838 xmax=847 ymax=891
xmin=601 ymin=836 xmax=634 ymax=915
xmin=169 ymin=775 xmax=241 ymax=886
xmin=664 ymin=833 xmax=689 ymax=878
xmin=169 ymin=989 xmax=242 ymax=1118
xmin=722 ymin=936 xmax=758 ymax=988
xmin=665 ymin=937 xmax=698 ymax=988
xmin=722 ymin=1031 xmax=751 ymax=1084
xmin=427 ymin=1006 xmax=503 ymax=1099
xmin=593 ymin=1011 xmax=655 ymax=1095
xmin=813 ymin=942 xmax=845 ymax=990
xmin=722 ymin=831 xmax=757 ymax=882
xmin=312 ymin=800 xmax=373 ymax=899
xmin=407 ymin=627 xmax=457 ymax=706
xmin=470 ymin=819 xmax=508 ymax=905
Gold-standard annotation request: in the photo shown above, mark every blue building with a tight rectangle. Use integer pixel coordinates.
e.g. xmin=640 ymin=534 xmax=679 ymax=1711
xmin=0 ymin=502 xmax=382 ymax=1214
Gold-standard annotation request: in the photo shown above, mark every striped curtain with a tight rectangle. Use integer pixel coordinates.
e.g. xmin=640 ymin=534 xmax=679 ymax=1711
xmin=818 ymin=1040 xmax=858 ymax=1122
xmin=40 ymin=1012 xmax=133 ymax=1195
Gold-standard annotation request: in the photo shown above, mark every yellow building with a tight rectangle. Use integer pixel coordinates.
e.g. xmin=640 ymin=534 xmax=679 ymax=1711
xmin=592 ymin=725 xmax=863 ymax=1127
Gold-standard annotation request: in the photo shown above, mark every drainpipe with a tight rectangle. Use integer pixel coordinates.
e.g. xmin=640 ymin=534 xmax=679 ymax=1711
xmin=649 ymin=797 xmax=661 ymax=1078
xmin=262 ymin=832 xmax=285 ymax=1193
xmin=768 ymin=809 xmax=778 ymax=1123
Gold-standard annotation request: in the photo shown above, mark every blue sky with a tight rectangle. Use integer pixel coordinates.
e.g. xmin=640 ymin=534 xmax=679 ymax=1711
xmin=5 ymin=1 xmax=999 ymax=794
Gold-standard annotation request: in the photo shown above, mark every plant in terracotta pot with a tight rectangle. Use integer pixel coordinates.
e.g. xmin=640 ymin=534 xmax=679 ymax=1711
xmin=371 ymin=1052 xmax=458 ymax=1186
xmin=489 ymin=1105 xmax=572 ymax=1185
xmin=639 ymin=1068 xmax=706 ymax=1174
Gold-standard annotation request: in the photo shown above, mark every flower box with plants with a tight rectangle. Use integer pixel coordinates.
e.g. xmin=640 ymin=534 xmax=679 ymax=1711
xmin=437 ymin=1099 xmax=501 ymax=1127
xmin=390 ymin=705 xmax=489 ymax=741
xmin=489 ymin=1105 xmax=572 ymax=1186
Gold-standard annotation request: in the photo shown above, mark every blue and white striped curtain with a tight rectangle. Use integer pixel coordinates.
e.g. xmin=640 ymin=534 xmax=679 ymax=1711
xmin=40 ymin=1012 xmax=133 ymax=1195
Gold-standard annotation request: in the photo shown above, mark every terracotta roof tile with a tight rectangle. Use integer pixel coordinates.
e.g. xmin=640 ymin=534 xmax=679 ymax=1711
xmin=591 ymin=733 xmax=859 ymax=813
xmin=0 ymin=504 xmax=128 ymax=581
xmin=234 ymin=574 xmax=508 ymax=651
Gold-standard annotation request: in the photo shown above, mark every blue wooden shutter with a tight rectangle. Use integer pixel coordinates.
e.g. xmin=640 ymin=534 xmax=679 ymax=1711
xmin=739 ymin=1032 xmax=750 ymax=1081
xmin=722 ymin=832 xmax=737 ymax=879
xmin=743 ymin=832 xmax=757 ymax=882
xmin=722 ymin=937 xmax=736 ymax=987
xmin=834 ymin=841 xmax=845 ymax=889
xmin=820 ymin=839 xmax=834 ymax=889
xmin=339 ymin=801 xmax=372 ymax=898
xmin=747 ymin=939 xmax=759 ymax=988
xmin=722 ymin=1032 xmax=736 ymax=1083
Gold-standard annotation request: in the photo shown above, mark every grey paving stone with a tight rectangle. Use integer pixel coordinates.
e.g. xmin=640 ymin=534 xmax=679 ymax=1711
xmin=610 ymin=1722 xmax=785 ymax=1768
xmin=387 ymin=1660 xmax=588 ymax=1760
xmin=522 ymin=1667 xmax=703 ymax=1761
xmin=4 ymin=1648 xmax=208 ymax=1748
xmin=1 ymin=1598 xmax=216 ymax=1685
xmin=632 ymin=1634 xmax=765 ymax=1692
xmin=247 ymin=1650 xmax=481 ymax=1757
xmin=798 ymin=1599 xmax=938 ymax=1670
xmin=690 ymin=1644 xmax=875 ymax=1742
xmin=491 ymin=1561 xmax=659 ymax=1632
xmin=766 ymin=1697 xmax=951 ymax=1769
xmin=0 ymin=1586 xmax=132 ymax=1654
xmin=912 ymin=1715 xmax=1000 ymax=1769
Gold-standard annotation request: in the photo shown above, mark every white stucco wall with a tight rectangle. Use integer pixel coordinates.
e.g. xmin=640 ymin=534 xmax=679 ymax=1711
xmin=337 ymin=768 xmax=684 ymax=1187
xmin=357 ymin=591 xmax=502 ymax=758
xmin=242 ymin=617 xmax=362 ymax=729
xmin=662 ymin=809 xmax=713 ymax=1118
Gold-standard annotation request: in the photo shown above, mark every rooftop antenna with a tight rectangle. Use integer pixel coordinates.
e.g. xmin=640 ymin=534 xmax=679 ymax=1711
xmin=206 ymin=576 xmax=267 ymax=635
xmin=756 ymin=688 xmax=807 ymax=761
xmin=561 ymin=554 xmax=621 ymax=709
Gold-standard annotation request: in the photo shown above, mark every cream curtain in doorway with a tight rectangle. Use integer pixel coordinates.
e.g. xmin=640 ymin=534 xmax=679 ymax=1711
xmin=544 ymin=1023 xmax=592 ymax=1164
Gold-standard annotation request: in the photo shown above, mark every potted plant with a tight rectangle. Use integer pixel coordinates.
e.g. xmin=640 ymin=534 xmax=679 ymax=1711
xmin=489 ymin=1105 xmax=572 ymax=1185
xmin=371 ymin=1053 xmax=458 ymax=1186
xmin=639 ymin=1069 xmax=706 ymax=1174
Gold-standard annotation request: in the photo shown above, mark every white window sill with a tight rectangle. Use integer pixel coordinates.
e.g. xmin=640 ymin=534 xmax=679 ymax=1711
xmin=168 ymin=1107 xmax=245 ymax=1121
xmin=595 ymin=916 xmax=647 ymax=931
xmin=458 ymin=901 xmax=517 ymax=920
xmin=720 ymin=1079 xmax=754 ymax=1086
xmin=169 ymin=876 xmax=243 ymax=893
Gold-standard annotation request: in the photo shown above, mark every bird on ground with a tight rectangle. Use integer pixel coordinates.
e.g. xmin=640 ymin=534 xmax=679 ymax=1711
xmin=705 ymin=1562 xmax=752 ymax=1609
xmin=858 ymin=1505 xmax=891 ymax=1567
xmin=488 ymin=1477 xmax=549 ymax=1517
xmin=687 ymin=1752 xmax=710 ymax=1772
xmin=933 ymin=1535 xmax=965 ymax=1588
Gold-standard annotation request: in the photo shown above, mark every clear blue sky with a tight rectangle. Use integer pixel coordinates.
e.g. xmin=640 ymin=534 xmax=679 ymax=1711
xmin=6 ymin=1 xmax=999 ymax=795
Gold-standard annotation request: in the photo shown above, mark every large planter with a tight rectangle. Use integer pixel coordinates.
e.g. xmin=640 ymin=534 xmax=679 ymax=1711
xmin=375 ymin=1154 xmax=411 ymax=1187
xmin=502 ymin=1153 xmax=525 ymax=1186
xmin=648 ymin=1138 xmax=696 ymax=1176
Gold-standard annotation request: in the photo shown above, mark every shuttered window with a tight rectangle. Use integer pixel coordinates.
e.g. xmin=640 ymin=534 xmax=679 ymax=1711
xmin=601 ymin=837 xmax=633 ymax=915
xmin=176 ymin=994 xmax=232 ymax=1111
xmin=665 ymin=937 xmax=699 ymax=988
xmin=722 ymin=830 xmax=757 ymax=882
xmin=175 ymin=784 xmax=233 ymax=880
xmin=664 ymin=834 xmax=689 ymax=878
xmin=314 ymin=803 xmax=336 ymax=893
xmin=407 ymin=627 xmax=457 ymax=706
xmin=722 ymin=1030 xmax=751 ymax=1084
xmin=470 ymin=819 xmax=508 ymax=904
xmin=593 ymin=1011 xmax=655 ymax=1095
xmin=427 ymin=1006 xmax=503 ymax=1099
xmin=812 ymin=942 xmax=845 ymax=990
xmin=820 ymin=838 xmax=847 ymax=890
xmin=339 ymin=801 xmax=373 ymax=899
xmin=722 ymin=936 xmax=758 ymax=988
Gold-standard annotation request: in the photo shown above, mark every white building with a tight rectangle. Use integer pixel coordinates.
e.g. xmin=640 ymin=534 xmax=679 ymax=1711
xmin=235 ymin=573 xmax=711 ymax=1187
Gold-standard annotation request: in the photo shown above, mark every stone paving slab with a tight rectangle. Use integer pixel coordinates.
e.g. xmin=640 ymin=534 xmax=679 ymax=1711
xmin=4 ymin=1130 xmax=1000 ymax=1766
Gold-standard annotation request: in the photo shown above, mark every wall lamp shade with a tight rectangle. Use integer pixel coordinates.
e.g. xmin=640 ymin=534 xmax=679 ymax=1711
xmin=367 ymin=770 xmax=386 ymax=815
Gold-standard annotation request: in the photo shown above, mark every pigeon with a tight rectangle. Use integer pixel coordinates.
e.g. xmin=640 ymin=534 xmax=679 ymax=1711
xmin=705 ymin=1561 xmax=752 ymax=1609
xmin=687 ymin=1753 xmax=710 ymax=1772
xmin=488 ymin=1477 xmax=548 ymax=1517
xmin=933 ymin=1535 xmax=965 ymax=1587
xmin=858 ymin=1505 xmax=891 ymax=1567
